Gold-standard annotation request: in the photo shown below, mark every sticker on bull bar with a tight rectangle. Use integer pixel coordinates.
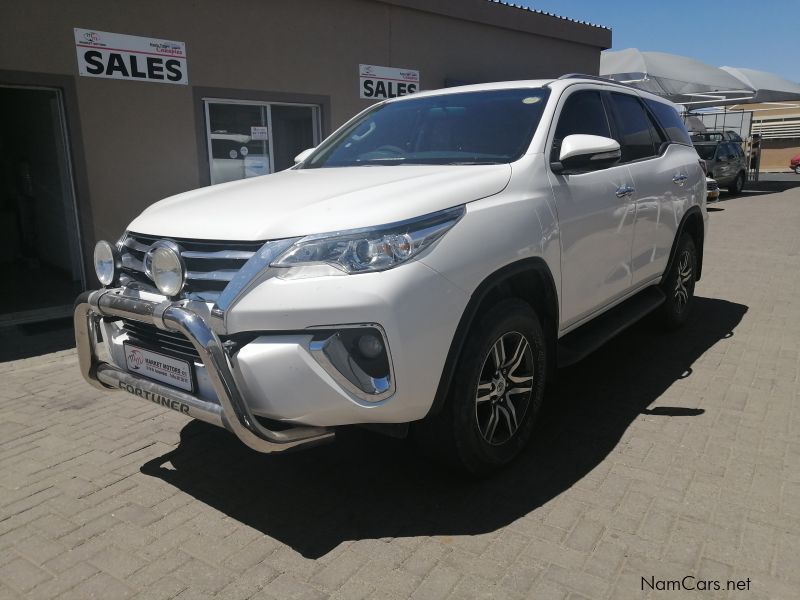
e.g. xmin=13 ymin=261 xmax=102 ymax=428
xmin=124 ymin=343 xmax=193 ymax=392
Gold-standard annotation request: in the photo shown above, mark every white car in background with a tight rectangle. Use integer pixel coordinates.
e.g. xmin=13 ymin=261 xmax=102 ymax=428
xmin=77 ymin=75 xmax=707 ymax=474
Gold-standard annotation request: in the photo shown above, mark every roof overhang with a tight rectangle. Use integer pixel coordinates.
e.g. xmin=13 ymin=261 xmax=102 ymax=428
xmin=373 ymin=0 xmax=612 ymax=49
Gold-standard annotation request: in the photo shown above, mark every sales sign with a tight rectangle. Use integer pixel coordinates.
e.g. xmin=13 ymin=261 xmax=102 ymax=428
xmin=359 ymin=64 xmax=419 ymax=100
xmin=74 ymin=28 xmax=188 ymax=85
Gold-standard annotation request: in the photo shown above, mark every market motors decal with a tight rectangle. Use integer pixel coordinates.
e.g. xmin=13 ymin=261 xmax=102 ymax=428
xmin=74 ymin=28 xmax=188 ymax=85
xmin=124 ymin=343 xmax=193 ymax=392
xmin=118 ymin=381 xmax=191 ymax=415
xmin=360 ymin=64 xmax=419 ymax=99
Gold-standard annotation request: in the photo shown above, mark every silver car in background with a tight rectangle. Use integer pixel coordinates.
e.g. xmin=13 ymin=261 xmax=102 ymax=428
xmin=694 ymin=141 xmax=747 ymax=194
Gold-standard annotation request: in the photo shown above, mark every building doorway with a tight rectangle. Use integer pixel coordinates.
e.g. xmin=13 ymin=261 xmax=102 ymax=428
xmin=0 ymin=86 xmax=84 ymax=324
xmin=203 ymin=98 xmax=321 ymax=184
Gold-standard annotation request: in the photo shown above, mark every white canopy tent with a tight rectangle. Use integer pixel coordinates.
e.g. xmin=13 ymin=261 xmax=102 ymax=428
xmin=601 ymin=49 xmax=800 ymax=109
xmin=720 ymin=67 xmax=800 ymax=104
xmin=600 ymin=49 xmax=755 ymax=108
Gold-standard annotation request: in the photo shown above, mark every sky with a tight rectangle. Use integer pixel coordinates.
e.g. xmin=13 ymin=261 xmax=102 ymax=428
xmin=515 ymin=0 xmax=800 ymax=82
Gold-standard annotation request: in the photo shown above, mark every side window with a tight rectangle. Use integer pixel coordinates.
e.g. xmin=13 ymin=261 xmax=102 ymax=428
xmin=716 ymin=143 xmax=729 ymax=160
xmin=551 ymin=90 xmax=611 ymax=160
xmin=644 ymin=99 xmax=693 ymax=146
xmin=607 ymin=93 xmax=659 ymax=162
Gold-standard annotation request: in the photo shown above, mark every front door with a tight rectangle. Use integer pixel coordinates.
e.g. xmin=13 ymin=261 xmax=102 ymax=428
xmin=546 ymin=88 xmax=636 ymax=330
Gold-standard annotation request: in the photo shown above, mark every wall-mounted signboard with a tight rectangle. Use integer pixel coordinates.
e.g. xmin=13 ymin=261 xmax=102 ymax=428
xmin=359 ymin=64 xmax=419 ymax=99
xmin=74 ymin=28 xmax=188 ymax=85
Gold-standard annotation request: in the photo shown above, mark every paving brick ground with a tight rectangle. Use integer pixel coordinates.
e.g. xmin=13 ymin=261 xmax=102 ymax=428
xmin=1 ymin=187 xmax=800 ymax=599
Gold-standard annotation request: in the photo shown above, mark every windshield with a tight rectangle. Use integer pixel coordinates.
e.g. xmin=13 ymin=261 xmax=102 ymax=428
xmin=302 ymin=88 xmax=550 ymax=168
xmin=694 ymin=144 xmax=717 ymax=160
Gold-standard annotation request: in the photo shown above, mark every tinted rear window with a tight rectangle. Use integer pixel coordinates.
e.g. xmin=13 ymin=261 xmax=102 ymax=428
xmin=645 ymin=99 xmax=692 ymax=145
xmin=608 ymin=93 xmax=659 ymax=162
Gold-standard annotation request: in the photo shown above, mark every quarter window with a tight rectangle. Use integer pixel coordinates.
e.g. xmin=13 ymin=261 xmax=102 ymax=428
xmin=644 ymin=99 xmax=693 ymax=146
xmin=608 ymin=93 xmax=659 ymax=162
xmin=552 ymin=90 xmax=611 ymax=161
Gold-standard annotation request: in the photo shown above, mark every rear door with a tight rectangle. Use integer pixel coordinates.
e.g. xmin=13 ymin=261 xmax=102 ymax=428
xmin=609 ymin=94 xmax=700 ymax=286
xmin=546 ymin=87 xmax=636 ymax=329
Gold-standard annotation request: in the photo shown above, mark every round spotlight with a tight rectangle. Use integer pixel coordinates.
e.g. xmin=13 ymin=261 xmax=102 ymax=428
xmin=357 ymin=334 xmax=384 ymax=359
xmin=149 ymin=242 xmax=185 ymax=297
xmin=93 ymin=240 xmax=119 ymax=286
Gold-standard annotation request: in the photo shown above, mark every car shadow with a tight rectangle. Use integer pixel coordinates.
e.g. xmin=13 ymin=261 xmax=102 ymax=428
xmin=141 ymin=296 xmax=747 ymax=558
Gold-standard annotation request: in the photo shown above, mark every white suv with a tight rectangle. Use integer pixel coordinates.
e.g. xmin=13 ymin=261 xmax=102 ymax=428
xmin=76 ymin=75 xmax=707 ymax=474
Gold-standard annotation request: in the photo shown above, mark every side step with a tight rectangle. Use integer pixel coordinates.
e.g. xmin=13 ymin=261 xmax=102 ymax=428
xmin=557 ymin=286 xmax=666 ymax=367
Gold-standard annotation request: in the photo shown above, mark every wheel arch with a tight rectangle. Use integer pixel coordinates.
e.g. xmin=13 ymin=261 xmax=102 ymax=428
xmin=666 ymin=205 xmax=705 ymax=281
xmin=425 ymin=258 xmax=559 ymax=419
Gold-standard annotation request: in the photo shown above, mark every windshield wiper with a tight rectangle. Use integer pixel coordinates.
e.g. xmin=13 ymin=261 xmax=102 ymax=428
xmin=356 ymin=157 xmax=407 ymax=165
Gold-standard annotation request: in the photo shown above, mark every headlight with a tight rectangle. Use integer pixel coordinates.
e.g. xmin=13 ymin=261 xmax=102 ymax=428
xmin=93 ymin=240 xmax=119 ymax=286
xmin=148 ymin=241 xmax=185 ymax=297
xmin=271 ymin=206 xmax=465 ymax=275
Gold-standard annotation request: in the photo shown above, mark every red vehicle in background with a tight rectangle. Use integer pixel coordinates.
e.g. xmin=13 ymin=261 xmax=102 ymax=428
xmin=791 ymin=154 xmax=800 ymax=174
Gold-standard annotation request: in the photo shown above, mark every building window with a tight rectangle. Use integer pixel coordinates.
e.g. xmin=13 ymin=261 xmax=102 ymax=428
xmin=203 ymin=99 xmax=321 ymax=184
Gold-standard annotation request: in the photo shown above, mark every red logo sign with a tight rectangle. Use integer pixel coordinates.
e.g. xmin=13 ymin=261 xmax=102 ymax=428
xmin=127 ymin=348 xmax=144 ymax=369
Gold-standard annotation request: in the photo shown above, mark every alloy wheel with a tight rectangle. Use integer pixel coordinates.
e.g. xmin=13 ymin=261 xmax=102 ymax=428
xmin=674 ymin=249 xmax=693 ymax=311
xmin=474 ymin=331 xmax=534 ymax=445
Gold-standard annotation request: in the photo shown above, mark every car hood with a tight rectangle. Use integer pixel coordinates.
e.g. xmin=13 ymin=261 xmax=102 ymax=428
xmin=127 ymin=164 xmax=512 ymax=241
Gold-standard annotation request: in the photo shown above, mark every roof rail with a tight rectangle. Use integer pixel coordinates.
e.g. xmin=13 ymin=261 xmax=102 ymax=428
xmin=558 ymin=73 xmax=614 ymax=82
xmin=555 ymin=73 xmax=640 ymax=90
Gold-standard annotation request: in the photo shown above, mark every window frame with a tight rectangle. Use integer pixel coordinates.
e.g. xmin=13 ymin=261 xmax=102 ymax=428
xmin=203 ymin=98 xmax=322 ymax=184
xmin=548 ymin=87 xmax=614 ymax=165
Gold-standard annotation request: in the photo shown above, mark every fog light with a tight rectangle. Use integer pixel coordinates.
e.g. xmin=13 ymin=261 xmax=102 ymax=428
xmin=148 ymin=242 xmax=185 ymax=297
xmin=93 ymin=240 xmax=119 ymax=286
xmin=357 ymin=334 xmax=384 ymax=359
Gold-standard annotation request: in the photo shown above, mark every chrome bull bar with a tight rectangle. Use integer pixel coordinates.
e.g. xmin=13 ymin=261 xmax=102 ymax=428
xmin=74 ymin=288 xmax=335 ymax=453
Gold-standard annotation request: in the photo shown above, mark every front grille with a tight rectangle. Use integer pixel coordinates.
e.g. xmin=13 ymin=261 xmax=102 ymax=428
xmin=119 ymin=232 xmax=265 ymax=301
xmin=707 ymin=180 xmax=719 ymax=191
xmin=121 ymin=319 xmax=200 ymax=362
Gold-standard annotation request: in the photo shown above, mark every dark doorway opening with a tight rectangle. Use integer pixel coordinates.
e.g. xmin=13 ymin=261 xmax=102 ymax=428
xmin=0 ymin=86 xmax=84 ymax=325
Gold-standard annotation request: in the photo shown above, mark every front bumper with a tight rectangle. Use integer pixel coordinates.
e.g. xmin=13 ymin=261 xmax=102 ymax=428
xmin=74 ymin=289 xmax=334 ymax=453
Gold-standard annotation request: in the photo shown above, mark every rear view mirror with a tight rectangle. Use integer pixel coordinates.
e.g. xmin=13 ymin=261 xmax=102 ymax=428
xmin=551 ymin=134 xmax=621 ymax=174
xmin=294 ymin=147 xmax=316 ymax=164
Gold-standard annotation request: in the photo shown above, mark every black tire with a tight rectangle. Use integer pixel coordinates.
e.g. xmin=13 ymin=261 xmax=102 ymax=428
xmin=795 ymin=166 xmax=800 ymax=175
xmin=415 ymin=299 xmax=547 ymax=476
xmin=728 ymin=171 xmax=745 ymax=194
xmin=658 ymin=234 xmax=697 ymax=330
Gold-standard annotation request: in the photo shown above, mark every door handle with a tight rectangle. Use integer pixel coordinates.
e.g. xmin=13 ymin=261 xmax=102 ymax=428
xmin=672 ymin=174 xmax=688 ymax=186
xmin=616 ymin=185 xmax=635 ymax=198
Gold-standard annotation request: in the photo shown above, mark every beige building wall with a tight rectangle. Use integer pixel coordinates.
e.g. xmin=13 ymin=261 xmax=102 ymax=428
xmin=760 ymin=142 xmax=800 ymax=171
xmin=729 ymin=102 xmax=800 ymax=171
xmin=0 ymin=0 xmax=609 ymax=257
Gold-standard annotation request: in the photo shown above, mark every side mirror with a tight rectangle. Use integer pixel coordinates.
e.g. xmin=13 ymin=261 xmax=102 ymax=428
xmin=551 ymin=134 xmax=621 ymax=174
xmin=294 ymin=147 xmax=316 ymax=164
